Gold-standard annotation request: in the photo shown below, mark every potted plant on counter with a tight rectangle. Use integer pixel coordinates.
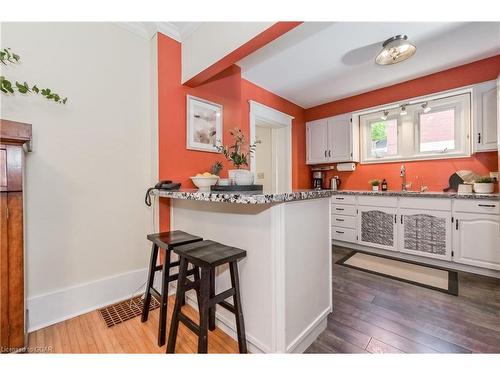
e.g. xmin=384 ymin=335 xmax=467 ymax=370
xmin=217 ymin=128 xmax=256 ymax=185
xmin=473 ymin=176 xmax=495 ymax=194
xmin=369 ymin=179 xmax=380 ymax=192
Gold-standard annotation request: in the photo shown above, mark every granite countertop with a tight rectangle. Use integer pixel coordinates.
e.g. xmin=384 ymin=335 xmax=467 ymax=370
xmin=156 ymin=188 xmax=334 ymax=204
xmin=330 ymin=190 xmax=500 ymax=201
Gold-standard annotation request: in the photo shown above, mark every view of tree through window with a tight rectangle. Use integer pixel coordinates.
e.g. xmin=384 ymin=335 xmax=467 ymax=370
xmin=370 ymin=119 xmax=397 ymax=157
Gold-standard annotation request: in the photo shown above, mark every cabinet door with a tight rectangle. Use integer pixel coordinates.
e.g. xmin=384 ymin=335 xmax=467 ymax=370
xmin=358 ymin=206 xmax=397 ymax=251
xmin=399 ymin=209 xmax=452 ymax=261
xmin=306 ymin=119 xmax=329 ymax=164
xmin=453 ymin=213 xmax=500 ymax=271
xmin=327 ymin=114 xmax=352 ymax=162
xmin=474 ymin=80 xmax=498 ymax=152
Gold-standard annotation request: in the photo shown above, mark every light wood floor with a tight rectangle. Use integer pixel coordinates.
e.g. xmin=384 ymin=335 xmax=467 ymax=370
xmin=28 ymin=295 xmax=238 ymax=354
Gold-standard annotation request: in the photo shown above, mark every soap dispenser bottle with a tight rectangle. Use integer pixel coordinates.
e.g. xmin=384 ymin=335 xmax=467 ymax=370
xmin=381 ymin=179 xmax=388 ymax=191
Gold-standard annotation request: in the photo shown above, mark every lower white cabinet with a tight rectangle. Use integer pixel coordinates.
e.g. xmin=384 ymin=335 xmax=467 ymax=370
xmin=358 ymin=206 xmax=397 ymax=251
xmin=453 ymin=212 xmax=500 ymax=271
xmin=398 ymin=208 xmax=452 ymax=261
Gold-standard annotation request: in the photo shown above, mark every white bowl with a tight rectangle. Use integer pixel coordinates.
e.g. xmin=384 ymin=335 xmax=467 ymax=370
xmin=190 ymin=176 xmax=219 ymax=191
xmin=235 ymin=173 xmax=254 ymax=186
xmin=473 ymin=182 xmax=494 ymax=194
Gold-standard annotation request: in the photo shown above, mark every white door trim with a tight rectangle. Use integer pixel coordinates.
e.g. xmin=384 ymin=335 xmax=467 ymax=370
xmin=249 ymin=100 xmax=293 ymax=191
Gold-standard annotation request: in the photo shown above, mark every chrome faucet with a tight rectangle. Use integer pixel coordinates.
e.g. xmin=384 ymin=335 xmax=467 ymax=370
xmin=400 ymin=164 xmax=407 ymax=191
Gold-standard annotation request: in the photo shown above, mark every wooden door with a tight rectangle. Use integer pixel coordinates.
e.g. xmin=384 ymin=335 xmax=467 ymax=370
xmin=306 ymin=119 xmax=329 ymax=164
xmin=0 ymin=193 xmax=8 ymax=347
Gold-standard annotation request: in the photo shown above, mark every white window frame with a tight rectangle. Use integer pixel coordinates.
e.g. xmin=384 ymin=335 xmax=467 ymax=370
xmin=358 ymin=88 xmax=472 ymax=164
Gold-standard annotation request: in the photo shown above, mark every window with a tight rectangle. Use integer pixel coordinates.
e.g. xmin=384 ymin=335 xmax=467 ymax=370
xmin=369 ymin=119 xmax=398 ymax=158
xmin=359 ymin=90 xmax=471 ymax=163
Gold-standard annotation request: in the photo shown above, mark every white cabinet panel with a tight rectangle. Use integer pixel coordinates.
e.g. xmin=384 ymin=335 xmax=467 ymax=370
xmin=332 ymin=214 xmax=356 ymax=229
xmin=332 ymin=204 xmax=356 ymax=217
xmin=306 ymin=113 xmax=359 ymax=164
xmin=453 ymin=199 xmax=499 ymax=215
xmin=358 ymin=206 xmax=397 ymax=251
xmin=474 ymin=80 xmax=498 ymax=152
xmin=331 ymin=195 xmax=356 ymax=205
xmin=398 ymin=208 xmax=452 ymax=261
xmin=306 ymin=119 xmax=329 ymax=164
xmin=332 ymin=226 xmax=357 ymax=243
xmin=453 ymin=212 xmax=500 ymax=271
xmin=328 ymin=114 xmax=352 ymax=162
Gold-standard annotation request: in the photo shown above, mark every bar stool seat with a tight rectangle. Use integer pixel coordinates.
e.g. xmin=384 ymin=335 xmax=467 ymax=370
xmin=141 ymin=230 xmax=203 ymax=347
xmin=167 ymin=240 xmax=247 ymax=354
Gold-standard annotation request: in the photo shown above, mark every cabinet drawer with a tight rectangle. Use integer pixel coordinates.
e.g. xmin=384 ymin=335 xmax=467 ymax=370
xmin=332 ymin=226 xmax=357 ymax=243
xmin=358 ymin=195 xmax=397 ymax=207
xmin=453 ymin=199 xmax=499 ymax=214
xmin=332 ymin=214 xmax=356 ymax=229
xmin=332 ymin=204 xmax=356 ymax=216
xmin=399 ymin=197 xmax=451 ymax=211
xmin=331 ymin=195 xmax=356 ymax=205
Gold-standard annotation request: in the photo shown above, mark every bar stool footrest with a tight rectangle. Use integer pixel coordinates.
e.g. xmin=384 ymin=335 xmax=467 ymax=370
xmin=178 ymin=312 xmax=200 ymax=335
xmin=218 ymin=300 xmax=236 ymax=314
xmin=209 ymin=288 xmax=235 ymax=308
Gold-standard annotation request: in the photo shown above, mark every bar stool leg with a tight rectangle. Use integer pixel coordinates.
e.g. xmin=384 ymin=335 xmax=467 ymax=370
xmin=158 ymin=248 xmax=171 ymax=346
xmin=141 ymin=243 xmax=159 ymax=323
xmin=198 ymin=267 xmax=211 ymax=353
xmin=166 ymin=257 xmax=188 ymax=353
xmin=229 ymin=261 xmax=247 ymax=353
xmin=193 ymin=266 xmax=201 ymax=306
xmin=208 ymin=268 xmax=216 ymax=331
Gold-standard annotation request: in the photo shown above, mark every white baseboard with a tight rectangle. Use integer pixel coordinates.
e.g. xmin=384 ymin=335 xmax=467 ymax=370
xmin=286 ymin=307 xmax=330 ymax=353
xmin=27 ymin=267 xmax=149 ymax=332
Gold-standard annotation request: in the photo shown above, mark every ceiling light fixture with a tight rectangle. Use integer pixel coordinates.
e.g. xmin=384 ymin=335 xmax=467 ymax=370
xmin=400 ymin=105 xmax=407 ymax=116
xmin=375 ymin=35 xmax=416 ymax=66
xmin=421 ymin=102 xmax=431 ymax=113
xmin=380 ymin=110 xmax=389 ymax=121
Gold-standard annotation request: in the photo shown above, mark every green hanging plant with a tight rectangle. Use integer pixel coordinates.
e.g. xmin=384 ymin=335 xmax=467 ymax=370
xmin=0 ymin=48 xmax=67 ymax=104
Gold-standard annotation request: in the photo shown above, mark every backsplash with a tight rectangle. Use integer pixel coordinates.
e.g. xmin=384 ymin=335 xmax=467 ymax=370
xmin=324 ymin=151 xmax=498 ymax=192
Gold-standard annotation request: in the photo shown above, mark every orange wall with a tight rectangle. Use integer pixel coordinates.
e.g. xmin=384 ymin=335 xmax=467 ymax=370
xmin=304 ymin=55 xmax=500 ymax=192
xmin=241 ymin=79 xmax=310 ymax=188
xmin=157 ymin=33 xmax=308 ymax=231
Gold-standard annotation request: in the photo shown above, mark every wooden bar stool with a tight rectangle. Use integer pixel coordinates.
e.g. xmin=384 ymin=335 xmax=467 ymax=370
xmin=166 ymin=240 xmax=247 ymax=354
xmin=141 ymin=230 xmax=203 ymax=346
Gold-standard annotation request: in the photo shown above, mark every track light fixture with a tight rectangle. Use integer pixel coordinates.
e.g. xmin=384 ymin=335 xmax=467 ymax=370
xmin=421 ymin=102 xmax=431 ymax=113
xmin=380 ymin=110 xmax=389 ymax=121
xmin=400 ymin=105 xmax=407 ymax=116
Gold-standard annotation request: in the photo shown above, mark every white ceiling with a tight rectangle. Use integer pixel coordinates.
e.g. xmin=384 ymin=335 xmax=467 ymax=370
xmin=237 ymin=22 xmax=500 ymax=108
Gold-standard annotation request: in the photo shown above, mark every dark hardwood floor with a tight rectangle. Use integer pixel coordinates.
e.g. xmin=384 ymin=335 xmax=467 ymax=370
xmin=305 ymin=246 xmax=500 ymax=354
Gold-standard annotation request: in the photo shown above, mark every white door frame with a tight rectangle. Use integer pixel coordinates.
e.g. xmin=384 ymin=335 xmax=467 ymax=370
xmin=249 ymin=101 xmax=294 ymax=191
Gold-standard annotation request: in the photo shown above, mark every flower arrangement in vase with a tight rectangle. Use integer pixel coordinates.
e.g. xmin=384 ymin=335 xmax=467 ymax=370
xmin=216 ymin=128 xmax=256 ymax=185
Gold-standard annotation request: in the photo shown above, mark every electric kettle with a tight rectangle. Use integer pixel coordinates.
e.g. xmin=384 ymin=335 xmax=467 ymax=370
xmin=330 ymin=176 xmax=341 ymax=191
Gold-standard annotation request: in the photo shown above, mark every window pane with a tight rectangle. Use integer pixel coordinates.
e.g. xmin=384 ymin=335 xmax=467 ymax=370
xmin=370 ymin=119 xmax=398 ymax=157
xmin=419 ymin=109 xmax=455 ymax=152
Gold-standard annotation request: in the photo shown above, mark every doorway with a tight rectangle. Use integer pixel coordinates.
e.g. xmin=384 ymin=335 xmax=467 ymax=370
xmin=249 ymin=101 xmax=293 ymax=192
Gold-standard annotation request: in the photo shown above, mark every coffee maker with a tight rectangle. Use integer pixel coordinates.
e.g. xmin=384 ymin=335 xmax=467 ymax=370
xmin=312 ymin=171 xmax=324 ymax=189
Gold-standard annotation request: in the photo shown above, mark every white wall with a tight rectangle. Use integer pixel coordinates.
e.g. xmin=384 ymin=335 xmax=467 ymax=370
xmin=0 ymin=23 xmax=154 ymax=330
xmin=181 ymin=22 xmax=273 ymax=83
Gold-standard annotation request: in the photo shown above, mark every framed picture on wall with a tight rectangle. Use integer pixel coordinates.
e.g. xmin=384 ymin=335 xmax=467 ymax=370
xmin=186 ymin=95 xmax=223 ymax=152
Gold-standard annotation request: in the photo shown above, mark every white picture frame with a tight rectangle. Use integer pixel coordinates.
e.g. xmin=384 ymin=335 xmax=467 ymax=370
xmin=186 ymin=95 xmax=223 ymax=152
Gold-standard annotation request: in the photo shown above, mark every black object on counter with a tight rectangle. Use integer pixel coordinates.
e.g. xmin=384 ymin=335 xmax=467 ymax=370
xmin=381 ymin=179 xmax=388 ymax=191
xmin=443 ymin=173 xmax=464 ymax=192
xmin=211 ymin=184 xmax=264 ymax=191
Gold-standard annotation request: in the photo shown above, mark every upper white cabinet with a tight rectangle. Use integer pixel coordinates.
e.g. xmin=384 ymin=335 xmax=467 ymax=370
xmin=473 ymin=80 xmax=498 ymax=152
xmin=306 ymin=119 xmax=329 ymax=164
xmin=306 ymin=113 xmax=359 ymax=164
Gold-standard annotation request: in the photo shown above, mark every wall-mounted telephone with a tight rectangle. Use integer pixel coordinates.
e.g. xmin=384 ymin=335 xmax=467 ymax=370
xmin=145 ymin=180 xmax=181 ymax=206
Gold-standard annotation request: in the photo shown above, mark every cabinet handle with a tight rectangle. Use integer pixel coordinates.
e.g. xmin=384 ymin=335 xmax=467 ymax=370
xmin=400 ymin=215 xmax=403 ymax=224
xmin=328 ymin=150 xmax=331 ymax=157
xmin=394 ymin=214 xmax=396 ymax=223
xmin=478 ymin=132 xmax=481 ymax=144
xmin=336 ymin=230 xmax=345 ymax=234
xmin=336 ymin=208 xmax=344 ymax=211
xmin=324 ymin=150 xmax=327 ymax=158
xmin=478 ymin=204 xmax=496 ymax=208
xmin=336 ymin=218 xmax=344 ymax=222
xmin=335 ymin=197 xmax=344 ymax=200
xmin=456 ymin=219 xmax=459 ymax=230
